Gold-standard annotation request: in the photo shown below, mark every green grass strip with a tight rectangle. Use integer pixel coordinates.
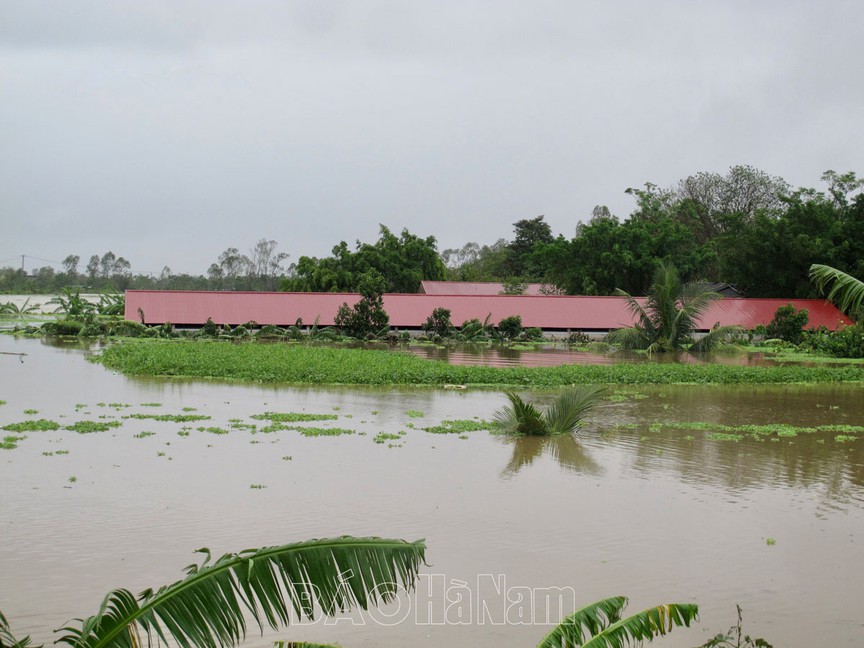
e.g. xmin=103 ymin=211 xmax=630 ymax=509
xmin=95 ymin=340 xmax=864 ymax=387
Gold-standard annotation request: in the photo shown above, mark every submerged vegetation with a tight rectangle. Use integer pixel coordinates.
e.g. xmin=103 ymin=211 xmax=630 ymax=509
xmin=650 ymin=421 xmax=864 ymax=442
xmin=95 ymin=341 xmax=864 ymax=386
xmin=493 ymin=387 xmax=605 ymax=436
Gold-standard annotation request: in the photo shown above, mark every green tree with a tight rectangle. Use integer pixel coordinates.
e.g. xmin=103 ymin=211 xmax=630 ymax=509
xmin=507 ymin=215 xmax=554 ymax=278
xmin=606 ymin=262 xmax=740 ymax=352
xmin=422 ymin=307 xmax=453 ymax=337
xmin=61 ymin=255 xmax=80 ymax=278
xmin=765 ymin=305 xmax=809 ymax=344
xmin=334 ymin=276 xmax=390 ymax=339
xmin=284 ymin=226 xmax=444 ymax=293
xmin=0 ymin=536 xmax=425 ymax=648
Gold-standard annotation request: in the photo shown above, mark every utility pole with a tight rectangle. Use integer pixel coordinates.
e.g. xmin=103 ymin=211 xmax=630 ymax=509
xmin=21 ymin=254 xmax=25 ymax=273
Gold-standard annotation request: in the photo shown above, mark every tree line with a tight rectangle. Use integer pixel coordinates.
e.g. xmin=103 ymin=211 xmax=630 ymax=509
xmin=2 ymin=167 xmax=861 ymax=302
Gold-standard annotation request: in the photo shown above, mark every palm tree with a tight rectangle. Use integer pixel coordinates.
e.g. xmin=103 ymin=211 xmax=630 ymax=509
xmin=606 ymin=262 xmax=741 ymax=353
xmin=810 ymin=264 xmax=864 ymax=316
xmin=536 ymin=595 xmax=698 ymax=647
xmin=493 ymin=386 xmax=606 ymax=436
xmin=0 ymin=536 xmax=426 ymax=648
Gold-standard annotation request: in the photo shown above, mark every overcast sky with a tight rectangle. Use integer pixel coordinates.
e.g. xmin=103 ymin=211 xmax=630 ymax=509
xmin=2 ymin=1 xmax=862 ymax=276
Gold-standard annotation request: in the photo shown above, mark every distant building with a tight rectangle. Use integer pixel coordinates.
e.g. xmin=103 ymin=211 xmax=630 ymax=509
xmin=124 ymin=289 xmax=849 ymax=333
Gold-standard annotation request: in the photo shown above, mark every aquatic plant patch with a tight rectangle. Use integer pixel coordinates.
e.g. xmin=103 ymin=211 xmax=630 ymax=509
xmin=422 ymin=419 xmax=494 ymax=434
xmin=95 ymin=341 xmax=864 ymax=386
xmin=197 ymin=426 xmax=230 ymax=435
xmin=835 ymin=435 xmax=858 ymax=443
xmin=251 ymin=412 xmax=339 ymax=422
xmin=1 ymin=435 xmax=25 ymax=449
xmin=65 ymin=420 xmax=123 ymax=434
xmin=291 ymin=426 xmax=355 ymax=437
xmin=3 ymin=419 xmax=60 ymax=432
xmin=650 ymin=421 xmax=862 ymax=440
xmin=128 ymin=413 xmax=212 ymax=423
xmin=373 ymin=432 xmax=406 ymax=444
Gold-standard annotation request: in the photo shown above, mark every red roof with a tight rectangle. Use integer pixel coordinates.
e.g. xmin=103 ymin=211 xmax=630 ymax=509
xmin=124 ymin=290 xmax=850 ymax=331
xmin=421 ymin=281 xmax=550 ymax=295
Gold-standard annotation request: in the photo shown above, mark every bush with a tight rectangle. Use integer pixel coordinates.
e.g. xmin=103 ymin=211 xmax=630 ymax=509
xmin=522 ymin=327 xmax=544 ymax=341
xmin=812 ymin=323 xmax=864 ymax=358
xmin=765 ymin=305 xmax=808 ymax=344
xmin=334 ymin=292 xmax=389 ymax=339
xmin=423 ymin=307 xmax=453 ymax=338
xmin=42 ymin=319 xmax=84 ymax=336
xmin=497 ymin=315 xmax=523 ymax=340
xmin=567 ymin=331 xmax=590 ymax=345
xmin=108 ymin=320 xmax=150 ymax=337
xmin=79 ymin=319 xmax=108 ymax=337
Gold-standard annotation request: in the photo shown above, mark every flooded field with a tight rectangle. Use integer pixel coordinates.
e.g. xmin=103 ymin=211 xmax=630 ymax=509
xmin=1 ymin=336 xmax=863 ymax=647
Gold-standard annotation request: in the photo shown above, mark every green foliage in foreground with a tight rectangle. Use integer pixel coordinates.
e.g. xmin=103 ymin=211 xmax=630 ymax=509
xmin=0 ymin=536 xmax=426 ymax=648
xmin=536 ymin=596 xmax=698 ymax=648
xmin=95 ymin=341 xmax=864 ymax=387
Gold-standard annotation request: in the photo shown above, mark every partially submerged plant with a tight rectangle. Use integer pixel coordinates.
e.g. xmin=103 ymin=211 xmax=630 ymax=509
xmin=493 ymin=386 xmax=605 ymax=436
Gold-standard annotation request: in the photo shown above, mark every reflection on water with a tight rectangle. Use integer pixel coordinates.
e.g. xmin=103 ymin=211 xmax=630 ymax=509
xmin=1 ymin=337 xmax=863 ymax=647
xmin=498 ymin=434 xmax=603 ymax=477
xmin=408 ymin=344 xmax=799 ymax=368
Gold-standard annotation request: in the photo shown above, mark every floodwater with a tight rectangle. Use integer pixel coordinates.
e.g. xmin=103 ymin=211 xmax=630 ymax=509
xmin=406 ymin=344 xmax=787 ymax=368
xmin=1 ymin=337 xmax=863 ymax=647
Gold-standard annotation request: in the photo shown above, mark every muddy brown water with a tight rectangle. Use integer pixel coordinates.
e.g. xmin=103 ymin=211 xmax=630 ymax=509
xmin=407 ymin=344 xmax=807 ymax=368
xmin=1 ymin=337 xmax=863 ymax=647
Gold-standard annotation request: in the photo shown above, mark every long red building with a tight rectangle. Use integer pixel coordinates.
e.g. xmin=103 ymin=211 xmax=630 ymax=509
xmin=124 ymin=290 xmax=850 ymax=332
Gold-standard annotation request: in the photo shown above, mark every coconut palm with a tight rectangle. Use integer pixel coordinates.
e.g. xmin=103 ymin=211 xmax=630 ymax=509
xmin=493 ymin=386 xmax=606 ymax=436
xmin=810 ymin=263 xmax=864 ymax=316
xmin=0 ymin=536 xmax=425 ymax=648
xmin=607 ymin=262 xmax=741 ymax=353
xmin=536 ymin=595 xmax=699 ymax=648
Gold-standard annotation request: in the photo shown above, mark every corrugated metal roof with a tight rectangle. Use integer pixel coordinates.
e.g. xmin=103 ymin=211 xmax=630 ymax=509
xmin=421 ymin=281 xmax=550 ymax=295
xmin=124 ymin=290 xmax=851 ymax=331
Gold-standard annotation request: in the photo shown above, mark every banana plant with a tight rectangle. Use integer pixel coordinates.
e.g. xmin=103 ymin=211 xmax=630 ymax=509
xmin=0 ymin=536 xmax=426 ymax=648
xmin=536 ymin=596 xmax=699 ymax=648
